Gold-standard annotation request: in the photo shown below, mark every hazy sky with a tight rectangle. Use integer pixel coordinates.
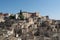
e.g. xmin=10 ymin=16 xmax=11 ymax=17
xmin=0 ymin=0 xmax=60 ymax=20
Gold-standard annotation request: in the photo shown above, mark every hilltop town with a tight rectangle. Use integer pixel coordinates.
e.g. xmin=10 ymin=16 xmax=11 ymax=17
xmin=0 ymin=10 xmax=60 ymax=40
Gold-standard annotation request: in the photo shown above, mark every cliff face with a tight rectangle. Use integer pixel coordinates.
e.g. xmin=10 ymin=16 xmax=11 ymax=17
xmin=0 ymin=11 xmax=60 ymax=40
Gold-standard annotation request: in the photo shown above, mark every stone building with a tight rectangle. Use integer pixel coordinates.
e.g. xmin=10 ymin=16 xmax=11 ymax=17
xmin=0 ymin=13 xmax=5 ymax=22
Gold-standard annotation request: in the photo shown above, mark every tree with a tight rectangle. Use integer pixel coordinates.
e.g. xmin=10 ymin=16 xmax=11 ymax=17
xmin=18 ymin=10 xmax=24 ymax=20
xmin=19 ymin=15 xmax=24 ymax=20
xmin=20 ymin=10 xmax=22 ymax=15
xmin=9 ymin=15 xmax=15 ymax=19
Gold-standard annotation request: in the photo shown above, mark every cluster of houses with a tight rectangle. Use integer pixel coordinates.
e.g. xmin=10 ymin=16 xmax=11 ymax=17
xmin=0 ymin=11 xmax=60 ymax=40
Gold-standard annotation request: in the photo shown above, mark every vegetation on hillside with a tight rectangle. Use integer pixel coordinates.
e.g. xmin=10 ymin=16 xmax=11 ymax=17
xmin=18 ymin=10 xmax=24 ymax=20
xmin=9 ymin=15 xmax=15 ymax=19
